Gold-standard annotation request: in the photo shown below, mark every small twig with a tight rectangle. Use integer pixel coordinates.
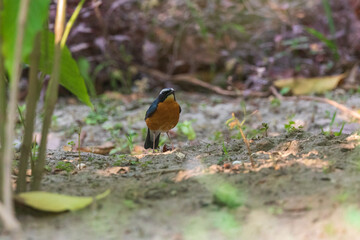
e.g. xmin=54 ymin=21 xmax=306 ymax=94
xmin=238 ymin=127 xmax=255 ymax=168
xmin=270 ymin=85 xmax=360 ymax=122
xmin=227 ymin=113 xmax=255 ymax=168
xmin=269 ymin=86 xmax=283 ymax=100
xmin=172 ymin=74 xmax=240 ymax=96
xmin=65 ymin=152 xmax=88 ymax=157
xmin=294 ymin=96 xmax=360 ymax=122
xmin=145 ymin=168 xmax=185 ymax=175
xmin=136 ymin=65 xmax=268 ymax=97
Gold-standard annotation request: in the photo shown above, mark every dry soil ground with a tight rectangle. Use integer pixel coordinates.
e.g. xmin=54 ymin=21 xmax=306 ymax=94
xmin=3 ymin=90 xmax=360 ymax=240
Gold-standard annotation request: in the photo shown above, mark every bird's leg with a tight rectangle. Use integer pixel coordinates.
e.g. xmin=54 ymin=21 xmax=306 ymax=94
xmin=153 ymin=132 xmax=156 ymax=153
xmin=166 ymin=132 xmax=174 ymax=150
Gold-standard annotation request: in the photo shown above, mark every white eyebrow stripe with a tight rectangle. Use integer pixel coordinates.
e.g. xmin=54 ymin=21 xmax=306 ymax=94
xmin=160 ymin=88 xmax=174 ymax=94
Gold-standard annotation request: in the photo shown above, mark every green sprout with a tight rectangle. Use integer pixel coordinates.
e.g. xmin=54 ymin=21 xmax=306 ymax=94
xmin=177 ymin=120 xmax=196 ymax=140
xmin=284 ymin=115 xmax=303 ymax=133
xmin=226 ymin=111 xmax=255 ymax=167
xmin=218 ymin=142 xmax=229 ymax=165
xmin=114 ymin=155 xmax=127 ymax=166
xmin=212 ymin=131 xmax=223 ymax=142
xmin=244 ymin=123 xmax=270 ymax=139
xmin=85 ymin=101 xmax=114 ymax=125
xmin=44 ymin=165 xmax=52 ymax=172
xmin=222 ymin=142 xmax=228 ymax=156
xmin=140 ymin=160 xmax=153 ymax=168
xmin=321 ymin=111 xmax=346 ymax=136
xmin=126 ymin=132 xmax=138 ymax=153
xmin=85 ymin=109 xmax=108 ymax=125
xmin=270 ymin=98 xmax=281 ymax=107
xmin=55 ymin=161 xmax=74 ymax=173
xmin=260 ymin=123 xmax=269 ymax=137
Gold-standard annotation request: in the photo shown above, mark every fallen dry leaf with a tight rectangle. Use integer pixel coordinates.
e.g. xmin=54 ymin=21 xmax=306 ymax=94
xmin=174 ymin=167 xmax=204 ymax=182
xmin=162 ymin=144 xmax=172 ymax=152
xmin=97 ymin=166 xmax=130 ymax=176
xmin=132 ymin=145 xmax=144 ymax=154
xmin=208 ymin=165 xmax=222 ymax=174
xmin=76 ymin=141 xmax=115 ymax=155
xmin=63 ymin=145 xmax=73 ymax=152
xmin=274 ymin=73 xmax=347 ymax=95
xmin=15 ymin=189 xmax=110 ymax=212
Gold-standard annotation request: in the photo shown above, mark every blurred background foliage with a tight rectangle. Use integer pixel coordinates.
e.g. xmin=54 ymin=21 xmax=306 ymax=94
xmin=44 ymin=0 xmax=360 ymax=96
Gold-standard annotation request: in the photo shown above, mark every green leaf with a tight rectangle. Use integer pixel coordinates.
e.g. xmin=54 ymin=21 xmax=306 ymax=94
xmin=78 ymin=57 xmax=97 ymax=97
xmin=213 ymin=183 xmax=244 ymax=208
xmin=2 ymin=0 xmax=51 ymax=75
xmin=177 ymin=120 xmax=196 ymax=140
xmin=346 ymin=206 xmax=360 ymax=229
xmin=15 ymin=189 xmax=110 ymax=212
xmin=39 ymin=31 xmax=93 ymax=108
xmin=199 ymin=176 xmax=245 ymax=209
xmin=305 ymin=27 xmax=339 ymax=60
xmin=322 ymin=0 xmax=336 ymax=37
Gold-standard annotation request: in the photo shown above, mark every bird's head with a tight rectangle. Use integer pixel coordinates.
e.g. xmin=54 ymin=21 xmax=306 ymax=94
xmin=158 ymin=88 xmax=176 ymax=102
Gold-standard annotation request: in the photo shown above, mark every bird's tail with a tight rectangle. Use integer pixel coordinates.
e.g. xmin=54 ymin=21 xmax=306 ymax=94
xmin=144 ymin=129 xmax=160 ymax=149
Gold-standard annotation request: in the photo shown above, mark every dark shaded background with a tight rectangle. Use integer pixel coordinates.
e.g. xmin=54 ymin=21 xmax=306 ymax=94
xmin=49 ymin=0 xmax=360 ymax=96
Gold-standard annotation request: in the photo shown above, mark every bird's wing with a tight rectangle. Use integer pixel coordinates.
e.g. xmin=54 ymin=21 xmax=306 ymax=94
xmin=179 ymin=105 xmax=182 ymax=113
xmin=145 ymin=99 xmax=159 ymax=120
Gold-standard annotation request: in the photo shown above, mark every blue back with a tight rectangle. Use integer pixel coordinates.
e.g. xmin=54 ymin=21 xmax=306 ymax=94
xmin=145 ymin=99 xmax=159 ymax=120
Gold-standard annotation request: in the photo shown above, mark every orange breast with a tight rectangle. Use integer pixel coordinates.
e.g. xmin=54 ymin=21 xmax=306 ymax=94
xmin=146 ymin=100 xmax=180 ymax=132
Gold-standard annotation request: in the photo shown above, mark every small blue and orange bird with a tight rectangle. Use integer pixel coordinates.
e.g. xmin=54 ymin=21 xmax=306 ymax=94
xmin=144 ymin=88 xmax=181 ymax=151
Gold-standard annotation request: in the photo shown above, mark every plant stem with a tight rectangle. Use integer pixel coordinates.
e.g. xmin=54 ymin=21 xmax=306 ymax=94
xmin=16 ymin=105 xmax=25 ymax=129
xmin=0 ymin=0 xmax=5 ymax=202
xmin=17 ymin=33 xmax=42 ymax=193
xmin=238 ymin=127 xmax=255 ymax=168
xmin=0 ymin=203 xmax=22 ymax=239
xmin=61 ymin=0 xmax=85 ymax=48
xmin=322 ymin=0 xmax=336 ymax=37
xmin=78 ymin=126 xmax=82 ymax=163
xmin=2 ymin=0 xmax=30 ymax=215
xmin=31 ymin=0 xmax=66 ymax=190
xmin=30 ymin=136 xmax=37 ymax=172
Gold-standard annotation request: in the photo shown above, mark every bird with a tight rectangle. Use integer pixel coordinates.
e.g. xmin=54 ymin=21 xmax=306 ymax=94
xmin=144 ymin=88 xmax=181 ymax=151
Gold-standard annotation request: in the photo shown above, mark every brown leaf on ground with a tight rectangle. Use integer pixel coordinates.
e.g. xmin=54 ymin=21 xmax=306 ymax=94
xmin=162 ymin=144 xmax=173 ymax=152
xmin=77 ymin=142 xmax=115 ymax=155
xmin=132 ymin=145 xmax=145 ymax=155
xmin=274 ymin=73 xmax=347 ymax=95
xmin=97 ymin=166 xmax=130 ymax=176
xmin=63 ymin=145 xmax=73 ymax=152
xmin=174 ymin=167 xmax=204 ymax=182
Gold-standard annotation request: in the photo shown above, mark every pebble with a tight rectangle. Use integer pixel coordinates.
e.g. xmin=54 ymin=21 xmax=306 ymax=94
xmin=76 ymin=163 xmax=86 ymax=170
xmin=232 ymin=160 xmax=242 ymax=165
xmin=176 ymin=152 xmax=186 ymax=160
